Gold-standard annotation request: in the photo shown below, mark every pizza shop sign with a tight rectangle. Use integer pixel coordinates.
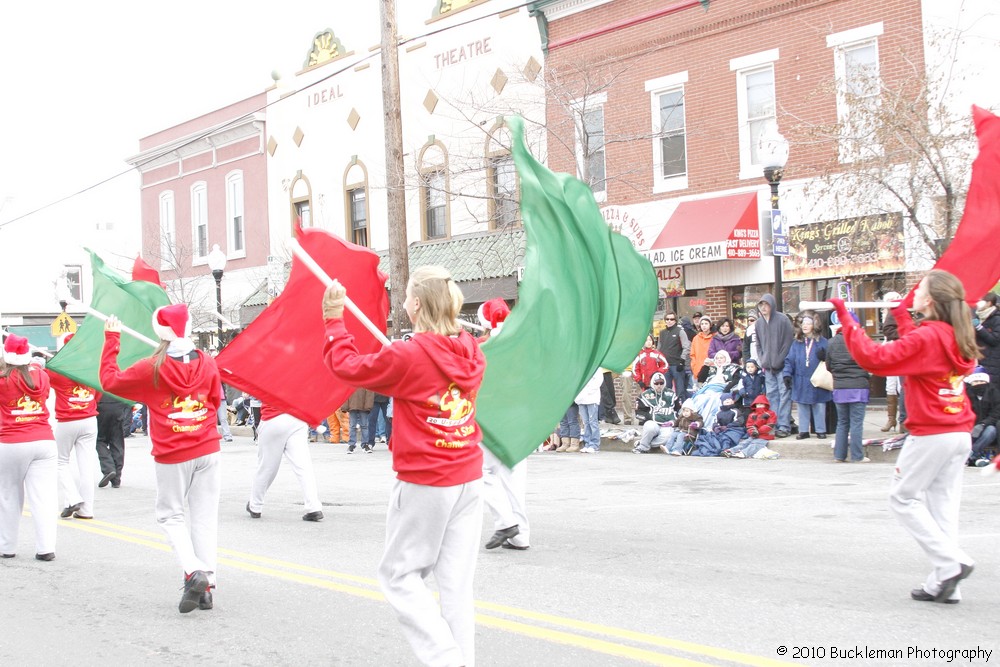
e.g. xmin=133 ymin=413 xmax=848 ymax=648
xmin=602 ymin=205 xmax=646 ymax=250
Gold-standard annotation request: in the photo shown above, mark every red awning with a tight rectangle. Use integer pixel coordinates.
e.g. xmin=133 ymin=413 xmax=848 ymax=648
xmin=646 ymin=192 xmax=762 ymax=266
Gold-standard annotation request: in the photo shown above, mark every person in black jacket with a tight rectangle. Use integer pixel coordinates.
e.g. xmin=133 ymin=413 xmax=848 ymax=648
xmin=826 ymin=324 xmax=871 ymax=462
xmin=95 ymin=394 xmax=130 ymax=488
xmin=965 ymin=367 xmax=1000 ymax=466
xmin=657 ymin=313 xmax=690 ymax=401
xmin=974 ymin=293 xmax=1000 ymax=393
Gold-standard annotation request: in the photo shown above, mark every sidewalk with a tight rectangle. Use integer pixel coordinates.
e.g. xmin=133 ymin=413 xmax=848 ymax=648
xmin=599 ymin=404 xmax=904 ymax=462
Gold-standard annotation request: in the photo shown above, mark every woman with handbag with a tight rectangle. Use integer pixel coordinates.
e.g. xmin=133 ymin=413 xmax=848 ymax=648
xmin=782 ymin=313 xmax=832 ymax=439
xmin=826 ymin=321 xmax=871 ymax=462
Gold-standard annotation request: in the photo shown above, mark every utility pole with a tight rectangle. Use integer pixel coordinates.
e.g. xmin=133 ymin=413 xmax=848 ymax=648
xmin=380 ymin=0 xmax=409 ymax=338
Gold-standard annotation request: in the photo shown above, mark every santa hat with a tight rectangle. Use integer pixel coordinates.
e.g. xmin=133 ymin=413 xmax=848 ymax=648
xmin=152 ymin=304 xmax=192 ymax=342
xmin=477 ymin=298 xmax=511 ymax=331
xmin=3 ymin=334 xmax=31 ymax=366
xmin=966 ymin=366 xmax=989 ymax=385
xmin=57 ymin=333 xmax=74 ymax=350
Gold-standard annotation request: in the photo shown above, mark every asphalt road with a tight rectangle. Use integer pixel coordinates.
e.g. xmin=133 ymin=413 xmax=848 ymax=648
xmin=2 ymin=434 xmax=998 ymax=666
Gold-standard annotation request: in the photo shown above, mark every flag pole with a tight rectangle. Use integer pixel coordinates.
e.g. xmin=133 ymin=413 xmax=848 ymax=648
xmin=287 ymin=239 xmax=393 ymax=347
xmin=799 ymin=300 xmax=902 ymax=311
xmin=73 ymin=302 xmax=159 ymax=348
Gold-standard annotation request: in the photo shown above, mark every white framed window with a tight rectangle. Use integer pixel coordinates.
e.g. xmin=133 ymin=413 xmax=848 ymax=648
xmin=158 ymin=190 xmax=175 ymax=266
xmin=646 ymin=71 xmax=689 ymax=193
xmin=732 ymin=49 xmax=779 ymax=180
xmin=829 ymin=23 xmax=884 ymax=162
xmin=225 ymin=171 xmax=246 ymax=258
xmin=573 ymin=93 xmax=607 ymax=202
xmin=190 ymin=182 xmax=208 ymax=261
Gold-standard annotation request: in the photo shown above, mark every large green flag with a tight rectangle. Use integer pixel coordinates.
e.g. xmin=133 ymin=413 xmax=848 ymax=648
xmin=47 ymin=250 xmax=171 ymax=401
xmin=477 ymin=116 xmax=658 ymax=467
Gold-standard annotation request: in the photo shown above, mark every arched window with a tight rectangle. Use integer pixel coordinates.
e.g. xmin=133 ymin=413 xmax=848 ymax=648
xmin=289 ymin=171 xmax=313 ymax=233
xmin=343 ymin=160 xmax=370 ymax=247
xmin=158 ymin=190 xmax=175 ymax=267
xmin=225 ymin=171 xmax=246 ymax=256
xmin=418 ymin=140 xmax=450 ymax=240
xmin=485 ymin=120 xmax=519 ymax=230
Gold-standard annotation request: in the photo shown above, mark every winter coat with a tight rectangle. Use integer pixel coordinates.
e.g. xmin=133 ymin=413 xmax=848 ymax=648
xmin=657 ymin=324 xmax=690 ymax=368
xmin=826 ymin=333 xmax=871 ymax=390
xmin=633 ymin=347 xmax=668 ymax=389
xmin=342 ymin=387 xmax=375 ymax=412
xmin=754 ymin=294 xmax=794 ymax=373
xmin=975 ymin=308 xmax=1000 ymax=384
xmin=708 ymin=332 xmax=743 ymax=365
xmin=689 ymin=332 xmax=715 ymax=380
xmin=782 ymin=336 xmax=833 ymax=404
xmin=575 ymin=370 xmax=603 ymax=405
xmin=744 ymin=394 xmax=777 ymax=441
xmin=638 ymin=386 xmax=678 ymax=424
xmin=968 ymin=382 xmax=1000 ymax=428
xmin=735 ymin=368 xmax=766 ymax=407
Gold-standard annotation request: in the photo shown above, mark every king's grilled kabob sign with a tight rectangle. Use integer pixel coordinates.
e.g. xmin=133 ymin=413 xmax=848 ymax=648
xmin=783 ymin=213 xmax=905 ymax=280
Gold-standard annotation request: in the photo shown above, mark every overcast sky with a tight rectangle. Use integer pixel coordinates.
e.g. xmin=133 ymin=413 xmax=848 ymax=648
xmin=0 ymin=1 xmax=352 ymax=274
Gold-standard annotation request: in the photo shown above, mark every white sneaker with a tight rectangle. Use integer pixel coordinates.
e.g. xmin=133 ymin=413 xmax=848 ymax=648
xmin=580 ymin=446 xmax=596 ymax=454
xmin=669 ymin=450 xmax=682 ymax=456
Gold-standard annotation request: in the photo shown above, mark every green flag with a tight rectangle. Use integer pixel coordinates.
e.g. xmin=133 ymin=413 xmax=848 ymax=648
xmin=477 ymin=116 xmax=658 ymax=467
xmin=47 ymin=250 xmax=171 ymax=401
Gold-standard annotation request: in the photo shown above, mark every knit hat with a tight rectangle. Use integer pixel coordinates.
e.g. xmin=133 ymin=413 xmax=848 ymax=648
xmin=477 ymin=298 xmax=511 ymax=331
xmin=966 ymin=366 xmax=989 ymax=385
xmin=152 ymin=304 xmax=192 ymax=341
xmin=3 ymin=334 xmax=31 ymax=366
xmin=650 ymin=372 xmax=667 ymax=385
xmin=681 ymin=399 xmax=695 ymax=411
xmin=699 ymin=315 xmax=712 ymax=326
xmin=720 ymin=393 xmax=734 ymax=404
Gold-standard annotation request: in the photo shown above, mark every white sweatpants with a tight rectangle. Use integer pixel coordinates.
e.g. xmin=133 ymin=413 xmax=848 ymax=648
xmin=154 ymin=452 xmax=220 ymax=585
xmin=0 ymin=439 xmax=58 ymax=555
xmin=481 ymin=446 xmax=529 ymax=547
xmin=55 ymin=417 xmax=98 ymax=516
xmin=889 ymin=432 xmax=973 ymax=597
xmin=379 ymin=479 xmax=482 ymax=667
xmin=249 ymin=414 xmax=322 ymax=514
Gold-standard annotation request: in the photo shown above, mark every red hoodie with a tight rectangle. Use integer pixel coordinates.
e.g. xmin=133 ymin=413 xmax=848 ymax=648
xmin=744 ymin=394 xmax=776 ymax=440
xmin=99 ymin=332 xmax=222 ymax=464
xmin=838 ymin=301 xmax=975 ymax=436
xmin=0 ymin=366 xmax=54 ymax=443
xmin=323 ymin=318 xmax=486 ymax=486
xmin=46 ymin=369 xmax=100 ymax=422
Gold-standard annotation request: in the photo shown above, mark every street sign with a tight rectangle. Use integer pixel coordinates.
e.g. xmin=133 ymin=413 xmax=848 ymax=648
xmin=50 ymin=312 xmax=77 ymax=336
xmin=773 ymin=235 xmax=790 ymax=257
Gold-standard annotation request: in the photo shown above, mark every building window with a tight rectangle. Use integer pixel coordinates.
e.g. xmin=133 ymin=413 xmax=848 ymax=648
xmin=289 ymin=171 xmax=313 ymax=233
xmin=226 ymin=171 xmax=245 ymax=256
xmin=829 ymin=23 xmax=883 ymax=162
xmin=159 ymin=191 xmax=175 ymax=265
xmin=574 ymin=94 xmax=607 ymax=200
xmin=64 ymin=265 xmax=82 ymax=302
xmin=646 ymin=71 xmax=690 ymax=193
xmin=489 ymin=154 xmax=518 ymax=229
xmin=349 ymin=187 xmax=368 ymax=247
xmin=424 ymin=170 xmax=446 ymax=239
xmin=295 ymin=200 xmax=311 ymax=228
xmin=191 ymin=182 xmax=208 ymax=260
xmin=732 ymin=49 xmax=779 ymax=180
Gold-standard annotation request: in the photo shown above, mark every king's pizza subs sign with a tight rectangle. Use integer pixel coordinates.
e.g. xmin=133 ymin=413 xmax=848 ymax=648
xmin=783 ymin=213 xmax=905 ymax=280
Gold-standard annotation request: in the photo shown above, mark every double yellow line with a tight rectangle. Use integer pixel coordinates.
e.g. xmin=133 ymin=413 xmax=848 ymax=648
xmin=59 ymin=518 xmax=798 ymax=666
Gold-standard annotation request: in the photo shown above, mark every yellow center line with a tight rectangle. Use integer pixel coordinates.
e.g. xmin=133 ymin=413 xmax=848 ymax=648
xmin=56 ymin=517 xmax=800 ymax=667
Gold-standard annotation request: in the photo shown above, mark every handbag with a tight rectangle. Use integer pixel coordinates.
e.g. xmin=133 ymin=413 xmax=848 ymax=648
xmin=810 ymin=361 xmax=833 ymax=391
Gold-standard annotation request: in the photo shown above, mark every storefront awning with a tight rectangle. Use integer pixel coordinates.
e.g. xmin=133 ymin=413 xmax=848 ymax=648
xmin=645 ymin=192 xmax=761 ymax=266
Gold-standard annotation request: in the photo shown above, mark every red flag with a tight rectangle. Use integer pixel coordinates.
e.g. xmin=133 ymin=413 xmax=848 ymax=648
xmin=215 ymin=228 xmax=389 ymax=425
xmin=928 ymin=106 xmax=1000 ymax=304
xmin=132 ymin=255 xmax=164 ymax=287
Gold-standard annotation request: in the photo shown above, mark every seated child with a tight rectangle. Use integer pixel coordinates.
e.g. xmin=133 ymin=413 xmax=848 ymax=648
xmin=712 ymin=393 xmax=740 ymax=433
xmin=733 ymin=359 xmax=766 ymax=424
xmin=662 ymin=400 xmax=703 ymax=456
xmin=966 ymin=367 xmax=1000 ymax=466
xmin=633 ymin=372 xmax=678 ymax=453
xmin=723 ymin=394 xmax=776 ymax=458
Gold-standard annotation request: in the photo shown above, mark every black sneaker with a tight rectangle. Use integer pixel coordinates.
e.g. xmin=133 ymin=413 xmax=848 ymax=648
xmin=347 ymin=444 xmax=356 ymax=454
xmin=485 ymin=525 xmax=520 ymax=549
xmin=61 ymin=502 xmax=83 ymax=518
xmin=98 ymin=471 xmax=117 ymax=488
xmin=302 ymin=511 xmax=324 ymax=522
xmin=199 ymin=589 xmax=214 ymax=610
xmin=35 ymin=553 xmax=55 ymax=562
xmin=245 ymin=502 xmax=261 ymax=519
xmin=179 ymin=571 xmax=210 ymax=613
xmin=911 ymin=587 xmax=959 ymax=604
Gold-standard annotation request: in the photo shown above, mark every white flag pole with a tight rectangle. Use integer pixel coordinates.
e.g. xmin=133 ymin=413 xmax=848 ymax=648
xmin=799 ymin=300 xmax=902 ymax=311
xmin=287 ymin=239 xmax=392 ymax=347
xmin=73 ymin=303 xmax=159 ymax=349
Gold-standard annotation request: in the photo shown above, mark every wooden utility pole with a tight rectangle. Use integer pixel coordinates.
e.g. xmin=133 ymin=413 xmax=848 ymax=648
xmin=380 ymin=0 xmax=409 ymax=337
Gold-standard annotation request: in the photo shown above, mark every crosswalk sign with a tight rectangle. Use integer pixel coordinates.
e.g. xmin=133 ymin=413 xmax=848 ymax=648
xmin=50 ymin=312 xmax=77 ymax=336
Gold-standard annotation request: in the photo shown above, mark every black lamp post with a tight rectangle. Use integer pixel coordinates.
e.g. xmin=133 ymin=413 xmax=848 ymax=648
xmin=759 ymin=130 xmax=789 ymax=311
xmin=207 ymin=244 xmax=227 ymax=348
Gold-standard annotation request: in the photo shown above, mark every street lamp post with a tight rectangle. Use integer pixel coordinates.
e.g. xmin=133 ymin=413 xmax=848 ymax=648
xmin=759 ymin=129 xmax=789 ymax=311
xmin=207 ymin=244 xmax=227 ymax=349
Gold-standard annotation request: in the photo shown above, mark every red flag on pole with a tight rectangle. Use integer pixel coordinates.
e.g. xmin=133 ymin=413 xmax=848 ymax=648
xmin=926 ymin=106 xmax=1000 ymax=304
xmin=132 ymin=256 xmax=164 ymax=287
xmin=215 ymin=228 xmax=390 ymax=425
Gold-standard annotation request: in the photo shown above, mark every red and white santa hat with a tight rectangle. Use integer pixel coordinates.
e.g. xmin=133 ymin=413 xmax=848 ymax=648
xmin=478 ymin=298 xmax=511 ymax=331
xmin=152 ymin=304 xmax=192 ymax=342
xmin=3 ymin=333 xmax=31 ymax=366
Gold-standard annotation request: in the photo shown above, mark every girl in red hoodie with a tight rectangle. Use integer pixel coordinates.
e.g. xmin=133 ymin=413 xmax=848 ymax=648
xmin=100 ymin=304 xmax=222 ymax=614
xmin=830 ymin=269 xmax=979 ymax=605
xmin=0 ymin=334 xmax=57 ymax=561
xmin=322 ymin=265 xmax=486 ymax=667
